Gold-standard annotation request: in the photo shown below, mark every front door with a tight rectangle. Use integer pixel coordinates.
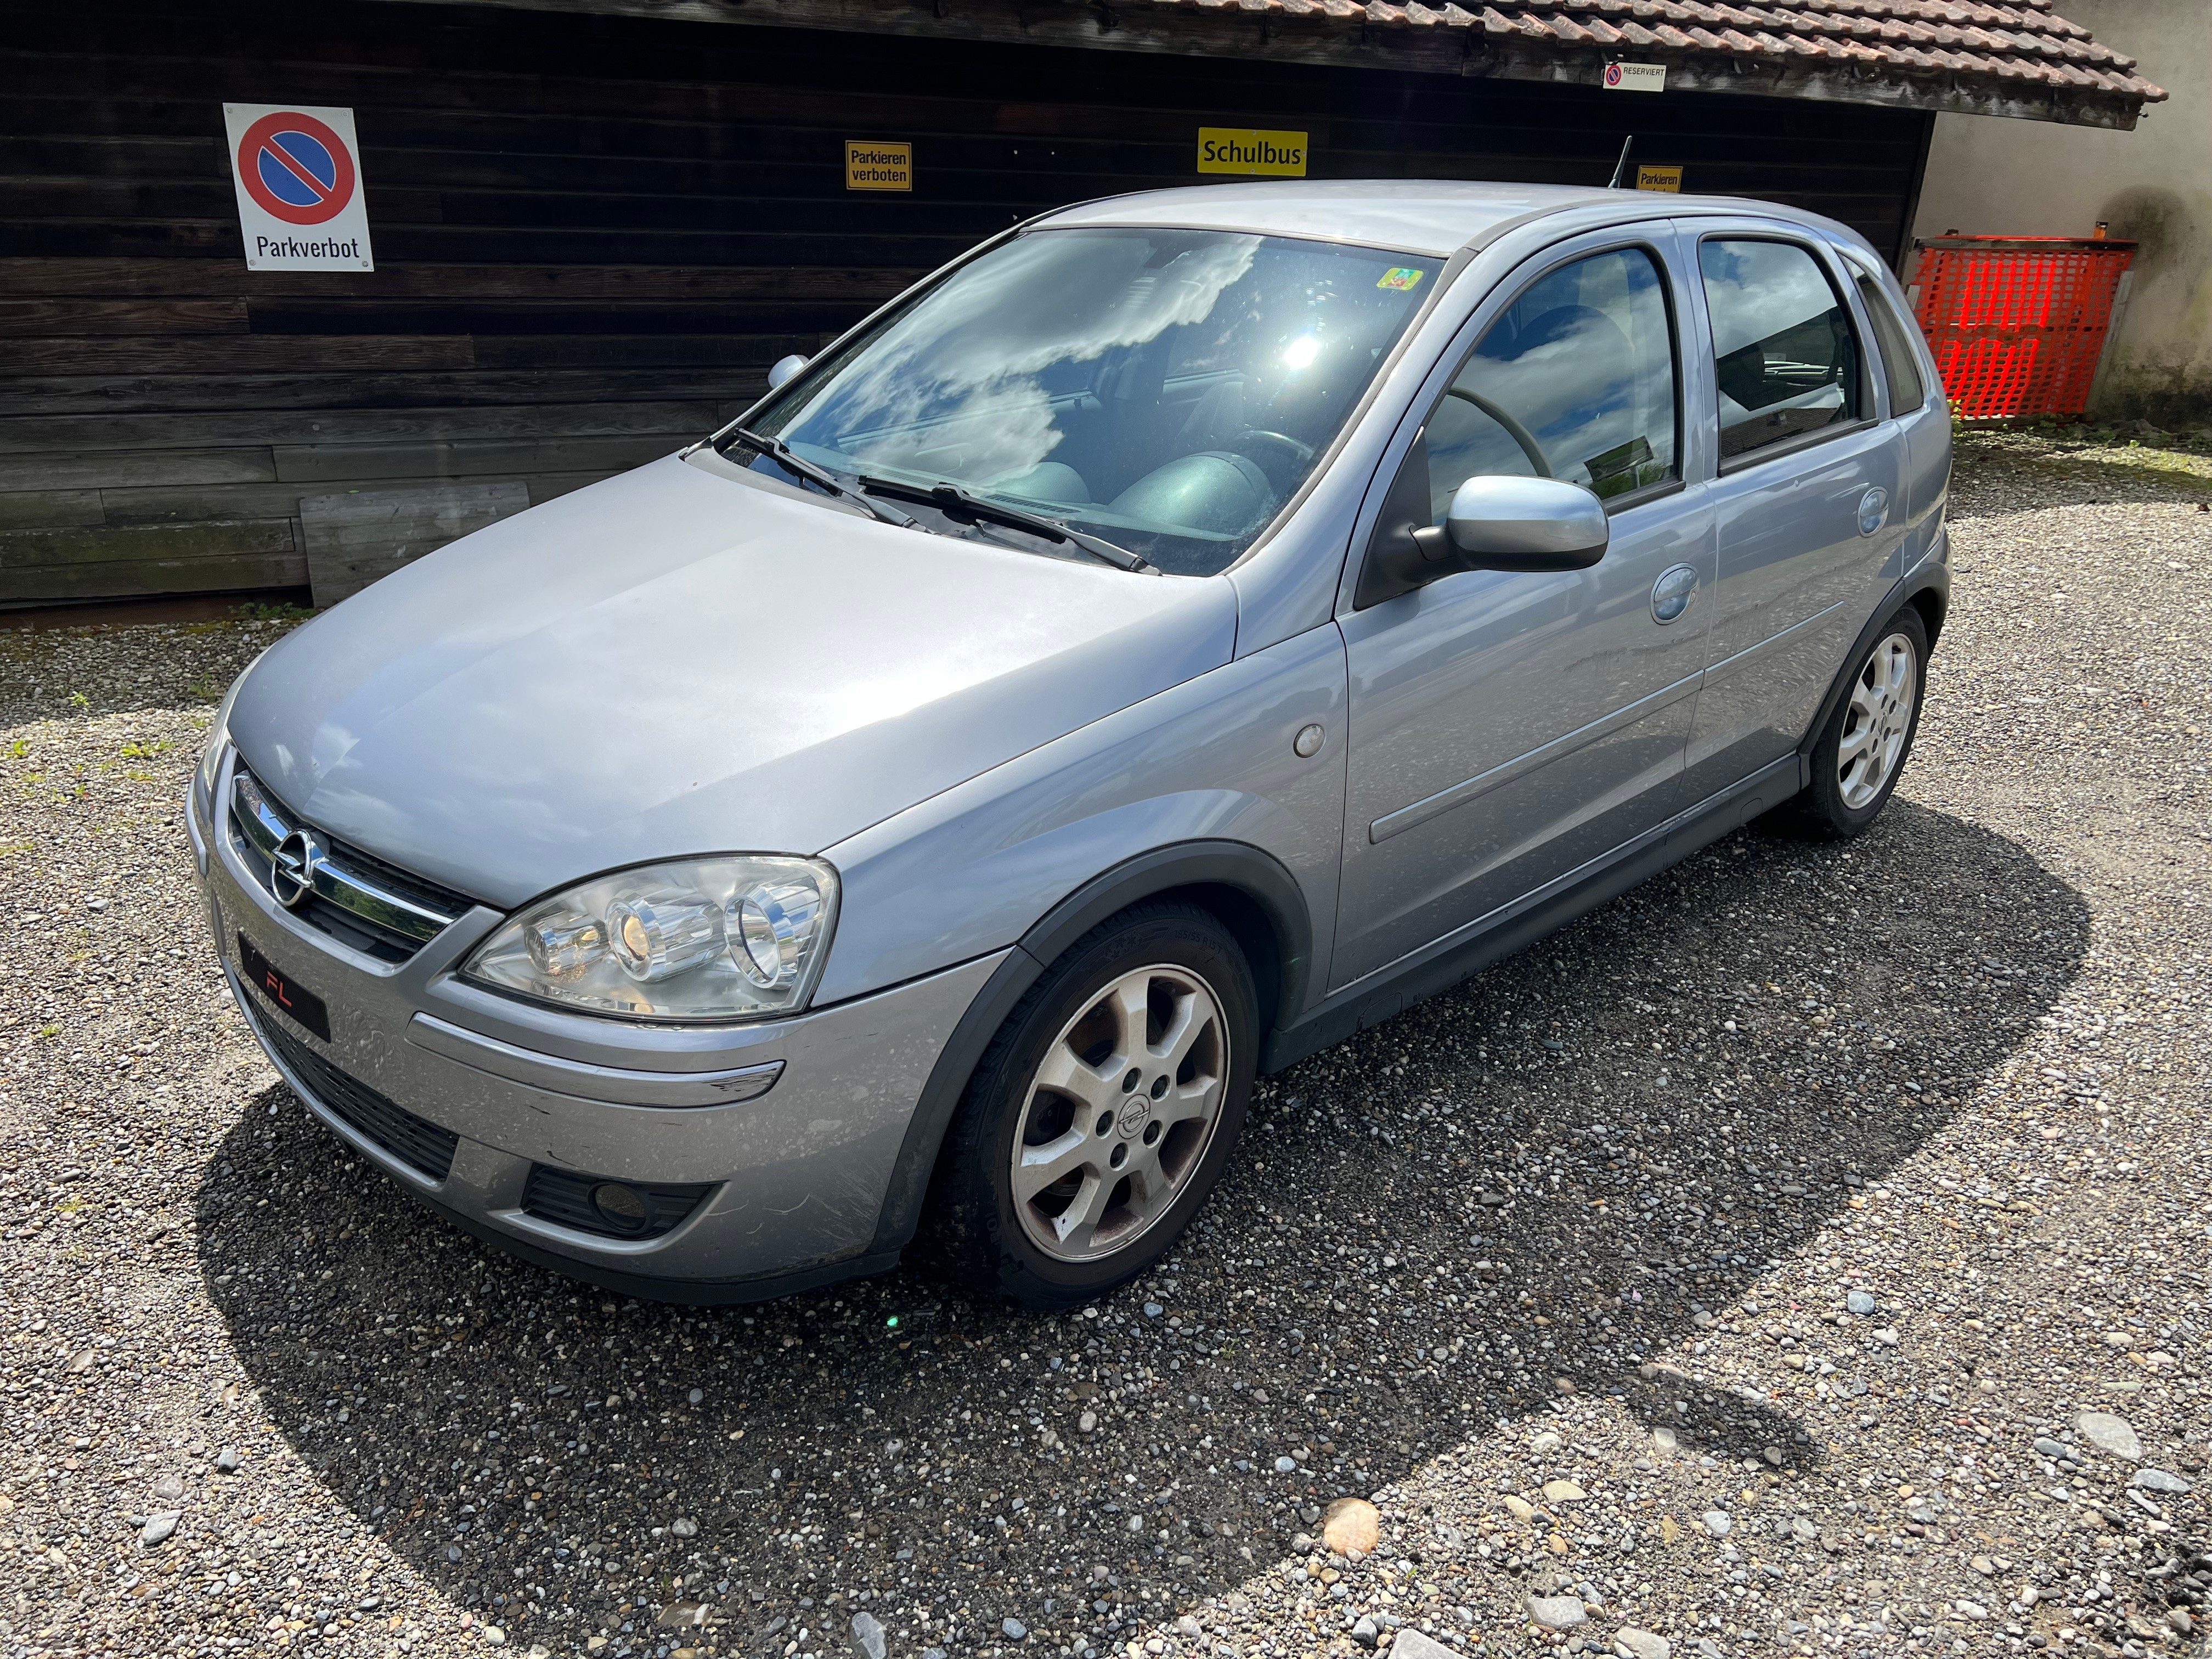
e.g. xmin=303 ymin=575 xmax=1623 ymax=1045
xmin=1333 ymin=231 xmax=1716 ymax=991
xmin=1680 ymin=230 xmax=1908 ymax=800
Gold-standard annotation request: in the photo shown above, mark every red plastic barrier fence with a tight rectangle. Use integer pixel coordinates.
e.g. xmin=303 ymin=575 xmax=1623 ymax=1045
xmin=1910 ymin=236 xmax=2135 ymax=421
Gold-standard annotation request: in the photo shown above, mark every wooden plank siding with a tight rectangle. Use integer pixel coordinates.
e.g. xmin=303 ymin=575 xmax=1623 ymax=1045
xmin=0 ymin=0 xmax=1934 ymax=607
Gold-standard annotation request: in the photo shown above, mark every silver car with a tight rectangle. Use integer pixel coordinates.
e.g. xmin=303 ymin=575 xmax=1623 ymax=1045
xmin=189 ymin=180 xmax=1949 ymax=1309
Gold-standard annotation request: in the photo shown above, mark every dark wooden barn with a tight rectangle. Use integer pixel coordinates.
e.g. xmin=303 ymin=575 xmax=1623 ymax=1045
xmin=0 ymin=0 xmax=2161 ymax=610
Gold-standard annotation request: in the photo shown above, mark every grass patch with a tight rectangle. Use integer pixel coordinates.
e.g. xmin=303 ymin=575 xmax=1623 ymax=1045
xmin=232 ymin=599 xmax=316 ymax=623
xmin=1956 ymin=416 xmax=2212 ymax=490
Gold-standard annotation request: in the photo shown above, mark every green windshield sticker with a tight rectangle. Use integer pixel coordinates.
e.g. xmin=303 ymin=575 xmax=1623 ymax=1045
xmin=1377 ymin=268 xmax=1426 ymax=291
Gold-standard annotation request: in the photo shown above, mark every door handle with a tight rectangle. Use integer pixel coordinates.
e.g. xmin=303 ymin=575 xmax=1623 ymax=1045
xmin=1650 ymin=563 xmax=1699 ymax=624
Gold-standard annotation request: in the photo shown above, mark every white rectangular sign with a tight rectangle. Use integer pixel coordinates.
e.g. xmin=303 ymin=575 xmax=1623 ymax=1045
xmin=1602 ymin=62 xmax=1668 ymax=92
xmin=222 ymin=103 xmax=375 ymax=271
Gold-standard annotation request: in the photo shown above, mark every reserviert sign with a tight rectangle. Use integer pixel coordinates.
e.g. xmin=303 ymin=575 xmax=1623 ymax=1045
xmin=222 ymin=103 xmax=375 ymax=271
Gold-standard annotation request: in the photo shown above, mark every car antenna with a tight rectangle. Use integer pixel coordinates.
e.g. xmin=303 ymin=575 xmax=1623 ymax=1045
xmin=1607 ymin=134 xmax=1634 ymax=189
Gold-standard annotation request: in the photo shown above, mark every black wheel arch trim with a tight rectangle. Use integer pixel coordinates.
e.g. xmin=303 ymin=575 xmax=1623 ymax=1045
xmin=864 ymin=839 xmax=1313 ymax=1257
xmin=1798 ymin=572 xmax=1947 ymax=767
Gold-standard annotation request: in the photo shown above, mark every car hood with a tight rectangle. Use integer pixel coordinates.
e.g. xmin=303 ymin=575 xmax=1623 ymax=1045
xmin=229 ymin=454 xmax=1238 ymax=909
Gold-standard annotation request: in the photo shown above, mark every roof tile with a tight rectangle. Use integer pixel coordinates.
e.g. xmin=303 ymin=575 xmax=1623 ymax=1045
xmin=1114 ymin=0 xmax=2165 ymax=105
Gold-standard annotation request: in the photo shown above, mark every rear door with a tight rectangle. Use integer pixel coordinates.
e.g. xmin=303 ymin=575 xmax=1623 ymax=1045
xmin=1680 ymin=224 xmax=1907 ymax=802
xmin=1843 ymin=247 xmax=1951 ymax=579
xmin=1331 ymin=227 xmax=1716 ymax=990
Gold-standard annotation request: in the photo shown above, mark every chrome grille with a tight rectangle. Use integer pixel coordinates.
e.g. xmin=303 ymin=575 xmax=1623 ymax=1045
xmin=227 ymin=761 xmax=475 ymax=963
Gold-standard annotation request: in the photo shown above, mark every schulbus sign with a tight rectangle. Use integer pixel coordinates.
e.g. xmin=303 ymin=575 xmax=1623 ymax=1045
xmin=1196 ymin=128 xmax=1308 ymax=178
xmin=222 ymin=104 xmax=375 ymax=271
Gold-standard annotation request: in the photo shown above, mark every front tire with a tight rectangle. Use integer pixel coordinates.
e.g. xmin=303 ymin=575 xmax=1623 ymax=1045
xmin=927 ymin=901 xmax=1257 ymax=1309
xmin=1785 ymin=607 xmax=1928 ymax=839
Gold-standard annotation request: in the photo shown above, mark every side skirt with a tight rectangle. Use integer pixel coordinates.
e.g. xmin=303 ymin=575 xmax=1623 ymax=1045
xmin=1260 ymin=753 xmax=1806 ymax=1073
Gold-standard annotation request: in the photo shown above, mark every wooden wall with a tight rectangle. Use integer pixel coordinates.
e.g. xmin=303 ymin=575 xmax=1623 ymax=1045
xmin=0 ymin=1 xmax=1934 ymax=608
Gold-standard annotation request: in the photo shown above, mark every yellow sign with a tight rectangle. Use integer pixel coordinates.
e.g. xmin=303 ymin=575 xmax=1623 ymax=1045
xmin=1197 ymin=128 xmax=1308 ymax=178
xmin=845 ymin=140 xmax=912 ymax=191
xmin=1635 ymin=164 xmax=1683 ymax=193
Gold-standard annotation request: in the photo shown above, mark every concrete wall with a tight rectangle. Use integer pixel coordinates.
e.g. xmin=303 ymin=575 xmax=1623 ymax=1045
xmin=1910 ymin=0 xmax=2210 ymax=424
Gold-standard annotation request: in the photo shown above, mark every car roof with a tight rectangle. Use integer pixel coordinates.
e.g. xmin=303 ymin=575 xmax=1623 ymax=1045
xmin=1034 ymin=179 xmax=1829 ymax=259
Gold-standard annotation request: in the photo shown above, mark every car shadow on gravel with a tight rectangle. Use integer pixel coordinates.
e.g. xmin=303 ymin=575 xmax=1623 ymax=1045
xmin=194 ymin=799 xmax=2089 ymax=1656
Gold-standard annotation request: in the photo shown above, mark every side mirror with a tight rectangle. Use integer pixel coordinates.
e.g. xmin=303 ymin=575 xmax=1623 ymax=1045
xmin=1442 ymin=475 xmax=1609 ymax=572
xmin=766 ymin=353 xmax=809 ymax=390
xmin=1356 ymin=438 xmax=1612 ymax=608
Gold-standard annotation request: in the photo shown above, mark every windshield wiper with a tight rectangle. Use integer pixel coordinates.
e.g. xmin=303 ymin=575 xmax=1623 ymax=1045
xmin=858 ymin=477 xmax=1157 ymax=574
xmin=723 ymin=426 xmax=918 ymax=528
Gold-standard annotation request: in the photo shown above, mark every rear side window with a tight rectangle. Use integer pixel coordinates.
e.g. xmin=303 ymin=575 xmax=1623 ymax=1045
xmin=1853 ymin=271 xmax=1929 ymax=414
xmin=1699 ymin=239 xmax=1862 ymax=460
xmin=1422 ymin=245 xmax=1679 ymax=515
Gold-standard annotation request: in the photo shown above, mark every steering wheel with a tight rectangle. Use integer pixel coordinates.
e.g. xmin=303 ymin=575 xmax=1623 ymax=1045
xmin=1231 ymin=428 xmax=1316 ymax=470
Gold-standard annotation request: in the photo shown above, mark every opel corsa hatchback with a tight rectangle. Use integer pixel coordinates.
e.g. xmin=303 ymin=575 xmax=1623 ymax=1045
xmin=191 ymin=181 xmax=1950 ymax=1308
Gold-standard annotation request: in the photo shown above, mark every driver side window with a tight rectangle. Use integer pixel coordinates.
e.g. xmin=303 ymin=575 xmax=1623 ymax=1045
xmin=1423 ymin=247 xmax=1680 ymax=521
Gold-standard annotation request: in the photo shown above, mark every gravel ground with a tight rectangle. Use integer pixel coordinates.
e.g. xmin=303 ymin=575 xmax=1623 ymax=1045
xmin=2 ymin=443 xmax=2209 ymax=1659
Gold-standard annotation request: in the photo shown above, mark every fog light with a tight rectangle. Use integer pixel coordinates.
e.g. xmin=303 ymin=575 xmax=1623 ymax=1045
xmin=588 ymin=1181 xmax=653 ymax=1235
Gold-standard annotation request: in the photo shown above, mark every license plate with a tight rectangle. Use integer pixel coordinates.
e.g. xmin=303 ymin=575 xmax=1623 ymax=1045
xmin=236 ymin=932 xmax=331 ymax=1040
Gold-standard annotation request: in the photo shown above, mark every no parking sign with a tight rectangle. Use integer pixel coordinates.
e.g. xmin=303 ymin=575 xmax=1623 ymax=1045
xmin=222 ymin=103 xmax=375 ymax=270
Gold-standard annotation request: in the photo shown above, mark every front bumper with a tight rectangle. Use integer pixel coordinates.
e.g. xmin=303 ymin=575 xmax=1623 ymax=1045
xmin=190 ymin=758 xmax=1003 ymax=1300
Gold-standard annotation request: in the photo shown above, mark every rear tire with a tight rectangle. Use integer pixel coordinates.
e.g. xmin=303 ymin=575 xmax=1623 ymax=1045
xmin=926 ymin=901 xmax=1257 ymax=1310
xmin=1782 ymin=607 xmax=1928 ymax=839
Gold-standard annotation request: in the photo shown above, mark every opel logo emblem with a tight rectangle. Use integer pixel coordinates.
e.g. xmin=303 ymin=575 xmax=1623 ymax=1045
xmin=269 ymin=828 xmax=322 ymax=910
xmin=1116 ymin=1099 xmax=1150 ymax=1140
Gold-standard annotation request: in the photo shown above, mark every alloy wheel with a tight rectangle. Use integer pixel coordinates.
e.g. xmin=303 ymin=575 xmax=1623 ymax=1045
xmin=1837 ymin=631 xmax=1918 ymax=810
xmin=1008 ymin=963 xmax=1229 ymax=1263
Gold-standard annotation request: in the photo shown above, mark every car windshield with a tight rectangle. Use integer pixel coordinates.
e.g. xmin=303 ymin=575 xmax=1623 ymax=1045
xmin=736 ymin=227 xmax=1437 ymax=575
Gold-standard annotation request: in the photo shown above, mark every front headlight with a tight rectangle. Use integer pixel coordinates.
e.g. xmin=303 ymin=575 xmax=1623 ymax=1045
xmin=462 ymin=856 xmax=839 ymax=1023
xmin=195 ymin=670 xmax=247 ymax=808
